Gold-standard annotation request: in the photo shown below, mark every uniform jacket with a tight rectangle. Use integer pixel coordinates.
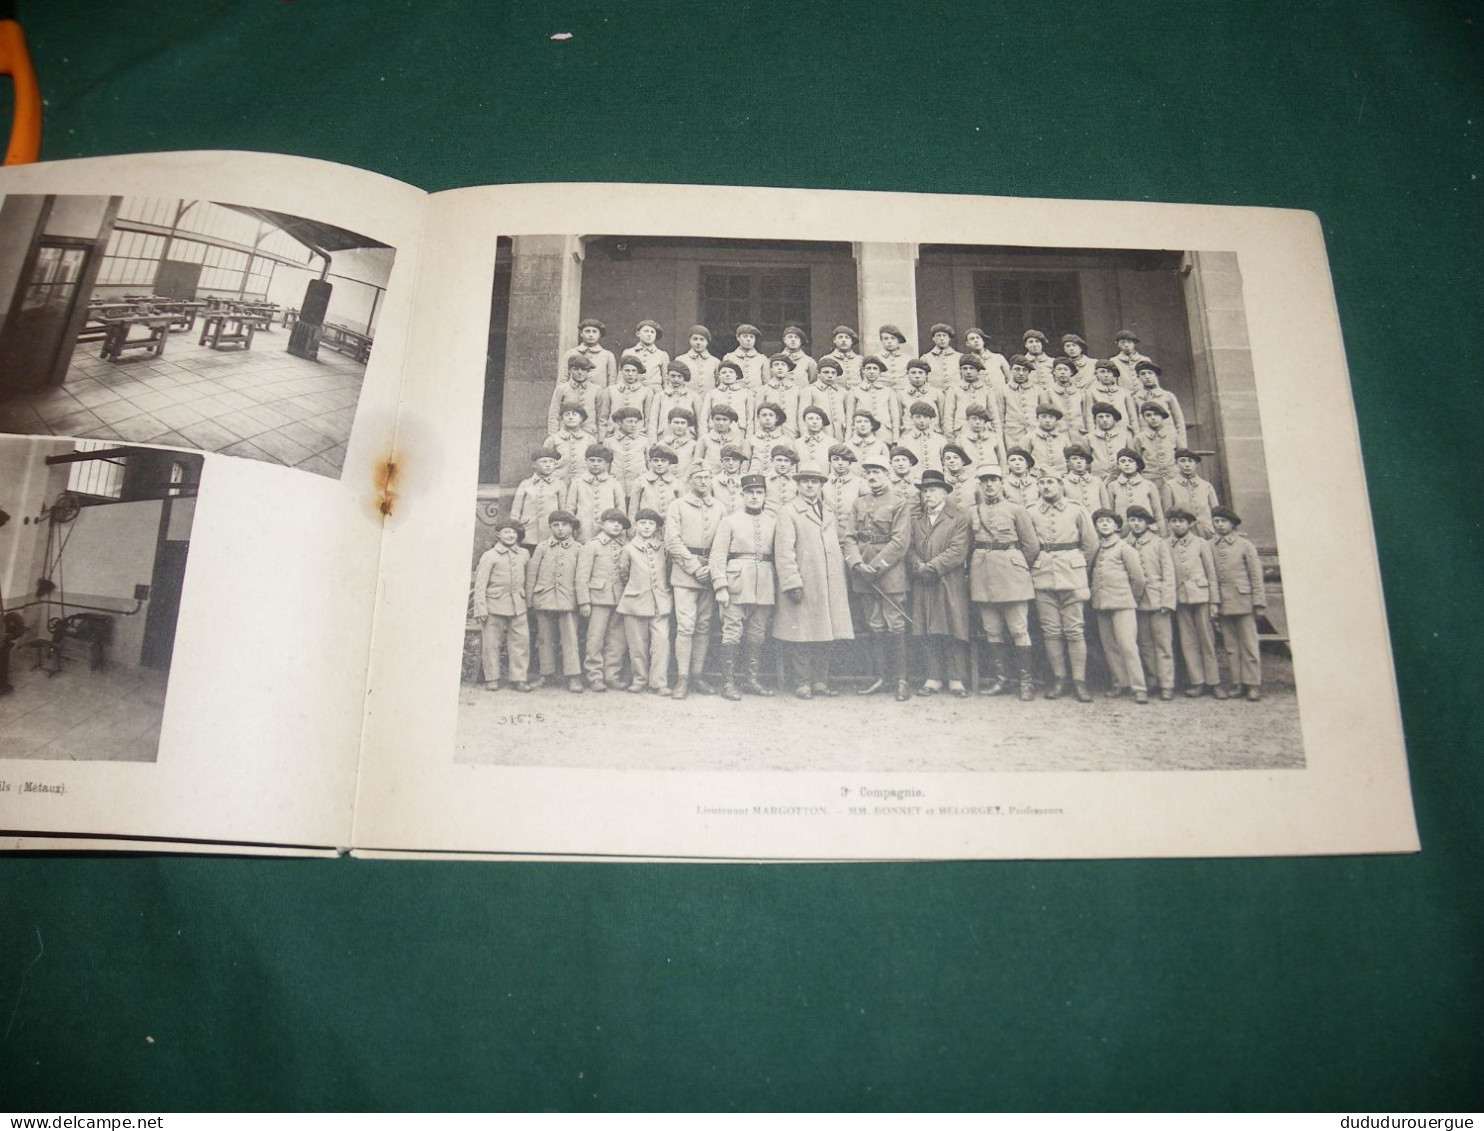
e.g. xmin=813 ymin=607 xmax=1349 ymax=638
xmin=1002 ymin=473 xmax=1041 ymax=509
xmin=1134 ymin=423 xmax=1179 ymax=485
xmin=1169 ymin=531 xmax=1221 ymax=606
xmin=795 ymin=429 xmax=835 ymax=469
xmin=607 ymin=431 xmax=651 ymax=496
xmin=748 ymin=428 xmax=795 ymax=475
xmin=763 ymin=471 xmax=798 ymax=515
xmin=879 ymin=348 xmax=913 ymax=390
xmin=1029 ymin=499 xmax=1098 ymax=595
xmin=1130 ymin=385 xmax=1188 ymax=446
xmin=1106 ymin=473 xmax=1166 ymax=532
xmin=773 ymin=497 xmax=855 ymax=642
xmin=676 ymin=350 xmax=719 ymax=395
xmin=896 ymin=385 xmax=945 ymax=435
xmin=695 ymin=429 xmax=747 ymax=473
xmin=647 ymin=387 xmax=698 ymax=440
xmin=754 ymin=380 xmax=802 ymax=437
xmin=703 ymin=385 xmax=755 ymax=434
xmin=1040 ymin=379 xmax=1087 ymax=436
xmin=997 ymin=379 xmax=1042 ymax=449
xmin=783 ymin=347 xmax=818 ymax=389
xmin=1061 ymin=470 xmax=1109 ymax=515
xmin=616 ymin=536 xmax=673 ymax=617
xmin=546 ymin=379 xmax=604 ymax=438
xmin=713 ymin=472 xmax=746 ymax=515
xmin=947 ymin=472 xmax=978 ymax=514
xmin=658 ymin=435 xmax=698 ymax=478
xmin=1127 ymin=530 xmax=1176 ymax=612
xmin=565 ymin=473 xmax=626 ymax=543
xmin=626 ymin=342 xmax=669 ymax=388
xmin=843 ymin=488 xmax=912 ymax=594
xmin=1163 ymin=474 xmax=1220 ymax=539
xmin=967 ymin=498 xmax=1039 ymax=603
xmin=665 ymin=492 xmax=727 ymax=590
xmin=1110 ymin=351 xmax=1152 ymax=390
xmin=1089 ymin=536 xmax=1147 ymax=611
xmin=844 ymin=433 xmax=892 ymax=469
xmin=847 ymin=381 xmax=901 ymax=442
xmin=908 ymin=503 xmax=972 ymax=640
xmin=512 ymin=473 xmax=565 ymax=545
xmin=544 ymin=427 xmax=597 ymax=484
xmin=721 ymin=348 xmax=769 ymax=390
xmin=1028 ymin=427 xmax=1069 ymax=479
xmin=923 ymin=346 xmax=961 ymax=389
xmin=824 ymin=472 xmax=865 ymax=520
xmin=709 ymin=507 xmax=778 ymax=606
xmin=958 ymin=430 xmax=1004 ymax=476
xmin=898 ymin=427 xmax=946 ymax=476
xmin=628 ymin=471 xmax=681 ymax=521
xmin=602 ymin=380 xmax=652 ymax=435
xmin=943 ymin=380 xmax=998 ymax=439
xmin=1087 ymin=424 xmax=1133 ymax=478
xmin=527 ymin=537 xmax=581 ymax=611
xmin=1213 ymin=532 xmax=1265 ymax=615
xmin=804 ymin=380 xmax=850 ymax=439
xmin=1084 ymin=380 xmax=1137 ymax=434
xmin=472 ymin=543 xmax=530 ymax=618
xmin=559 ymin=343 xmax=617 ymax=388
xmin=822 ymin=349 xmax=863 ymax=388
xmin=576 ymin=532 xmax=627 ymax=607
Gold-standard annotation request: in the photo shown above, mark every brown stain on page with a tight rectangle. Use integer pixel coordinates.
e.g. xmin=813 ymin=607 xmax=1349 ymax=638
xmin=374 ymin=454 xmax=399 ymax=519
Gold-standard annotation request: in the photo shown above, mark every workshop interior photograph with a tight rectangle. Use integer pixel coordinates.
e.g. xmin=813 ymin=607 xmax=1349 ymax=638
xmin=0 ymin=193 xmax=395 ymax=478
xmin=0 ymin=435 xmax=203 ymax=762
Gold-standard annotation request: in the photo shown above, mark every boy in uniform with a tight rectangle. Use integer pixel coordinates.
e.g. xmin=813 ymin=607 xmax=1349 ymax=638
xmin=664 ymin=463 xmax=728 ymax=699
xmin=896 ymin=359 xmax=944 ymax=432
xmin=713 ymin=444 xmax=750 ymax=515
xmin=824 ymin=444 xmax=864 ymax=518
xmin=561 ymin=317 xmax=617 ymax=388
xmin=1163 ymin=448 xmax=1220 ymax=539
xmin=703 ymin=359 xmax=754 ymax=431
xmin=940 ymin=443 xmax=978 ymax=512
xmin=565 ymin=443 xmax=626 ymax=543
xmin=888 ymin=445 xmax=921 ymax=502
xmin=723 ymin=323 xmax=769 ymax=390
xmin=546 ymin=402 xmax=597 ymax=485
xmin=1087 ymin=402 xmax=1133 ymax=479
xmin=762 ymin=445 xmax=800 ymax=513
xmin=844 ymin=457 xmax=914 ymax=701
xmin=1021 ymin=330 xmax=1055 ymax=383
xmin=617 ymin=508 xmax=673 ymax=694
xmin=923 ymin=323 xmax=961 ymax=389
xmin=756 ymin=354 xmax=801 ymax=432
xmin=676 ymin=325 xmax=720 ymax=395
xmin=958 ymin=404 xmax=1004 ymax=475
xmin=1060 ymin=334 xmax=1096 ymax=390
xmin=944 ymin=355 xmax=1000 ymax=441
xmin=1167 ymin=507 xmax=1223 ymax=697
xmin=1131 ymin=361 xmax=1188 ymax=445
xmin=1211 ymin=505 xmax=1266 ymax=701
xmin=1125 ymin=504 xmax=1177 ymax=700
xmin=848 ymin=355 xmax=901 ymax=441
xmin=780 ymin=324 xmax=816 ymax=388
xmin=1028 ymin=404 xmax=1070 ymax=479
xmin=695 ymin=405 xmax=746 ymax=473
xmin=648 ymin=362 xmax=699 ymax=440
xmin=774 ymin=461 xmax=855 ymax=698
xmin=659 ymin=407 xmax=699 ymax=477
xmin=804 ymin=356 xmax=851 ymax=438
xmin=998 ymin=356 xmax=1043 ymax=452
xmin=576 ymin=508 xmax=631 ymax=691
xmin=628 ymin=319 xmax=669 ymax=387
xmin=795 ymin=405 xmax=835 ymax=468
xmin=845 ymin=409 xmax=892 ymax=469
xmin=1002 ymin=448 xmax=1040 ymax=508
xmin=1029 ymin=474 xmax=1099 ymax=702
xmin=1043 ymin=359 xmax=1088 ymax=436
xmin=1107 ymin=448 xmax=1166 ymax=533
xmin=1134 ymin=401 xmax=1179 ymax=488
xmin=629 ymin=444 xmax=682 ymax=524
xmin=1086 ymin=359 xmax=1136 ymax=433
xmin=822 ymin=325 xmax=864 ymax=388
xmin=606 ymin=406 xmax=651 ymax=498
xmin=526 ymin=509 xmax=584 ymax=693
xmin=1088 ymin=508 xmax=1149 ymax=704
xmin=1061 ymin=443 xmax=1108 ymax=514
xmin=962 ymin=327 xmax=1013 ymax=387
xmin=877 ymin=323 xmax=913 ymax=389
xmin=967 ymin=463 xmax=1040 ymax=700
xmin=898 ymin=402 xmax=946 ymax=476
xmin=748 ymin=403 xmax=793 ymax=469
xmin=472 ymin=517 xmax=532 ymax=692
xmin=512 ymin=446 xmax=566 ymax=549
xmin=547 ymin=355 xmax=604 ymax=437
xmin=709 ymin=473 xmax=779 ymax=700
xmin=908 ymin=469 xmax=973 ymax=698
xmin=1109 ymin=329 xmax=1152 ymax=391
xmin=604 ymin=354 xmax=654 ymax=435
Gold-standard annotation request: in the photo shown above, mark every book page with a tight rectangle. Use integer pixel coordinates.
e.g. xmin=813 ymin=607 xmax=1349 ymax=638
xmin=0 ymin=152 xmax=426 ymax=850
xmin=353 ymin=182 xmax=1416 ymax=860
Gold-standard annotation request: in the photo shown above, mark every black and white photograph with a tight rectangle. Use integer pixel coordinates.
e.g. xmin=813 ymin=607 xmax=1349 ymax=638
xmin=0 ymin=435 xmax=202 ymax=762
xmin=0 ymin=193 xmax=394 ymax=478
xmin=457 ymin=234 xmax=1300 ymax=772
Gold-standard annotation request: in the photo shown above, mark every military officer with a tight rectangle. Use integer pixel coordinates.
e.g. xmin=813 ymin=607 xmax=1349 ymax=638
xmin=843 ymin=455 xmax=914 ymax=701
xmin=1029 ymin=474 xmax=1099 ymax=703
xmin=967 ymin=463 xmax=1041 ymax=700
xmin=664 ymin=462 xmax=728 ymax=699
xmin=709 ymin=473 xmax=779 ymax=700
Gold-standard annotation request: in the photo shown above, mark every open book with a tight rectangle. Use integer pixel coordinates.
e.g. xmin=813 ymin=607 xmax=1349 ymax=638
xmin=0 ymin=152 xmax=1417 ymax=860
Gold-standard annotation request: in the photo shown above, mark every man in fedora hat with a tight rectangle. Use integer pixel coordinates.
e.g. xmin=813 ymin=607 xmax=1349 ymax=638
xmin=773 ymin=461 xmax=855 ymax=698
xmin=909 ymin=470 xmax=973 ymax=698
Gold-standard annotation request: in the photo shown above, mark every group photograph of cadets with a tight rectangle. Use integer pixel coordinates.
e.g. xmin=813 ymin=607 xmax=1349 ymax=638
xmin=458 ymin=235 xmax=1301 ymax=772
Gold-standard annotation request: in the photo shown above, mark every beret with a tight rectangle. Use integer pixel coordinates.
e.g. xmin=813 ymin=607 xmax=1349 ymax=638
xmin=756 ymin=402 xmax=788 ymax=426
xmin=1023 ymin=329 xmax=1048 ymax=343
xmin=707 ymin=404 xmax=739 ymax=421
xmin=1116 ymin=447 xmax=1146 ymax=470
xmin=648 ymin=444 xmax=680 ymax=464
xmin=687 ymin=324 xmax=711 ymax=341
xmin=918 ymin=469 xmax=951 ymax=491
xmin=665 ymin=361 xmax=691 ymax=378
xmin=1165 ymin=507 xmax=1197 ymax=523
xmin=719 ymin=444 xmax=749 ymax=462
xmin=739 ymin=473 xmax=767 ymax=490
xmin=1090 ymin=401 xmax=1123 ymax=422
xmin=634 ymin=507 xmax=665 ymax=525
xmin=817 ymin=356 xmax=843 ymax=374
xmin=599 ymin=507 xmax=632 ymax=527
xmin=533 ymin=446 xmax=561 ymax=461
xmin=1035 ymin=402 xmax=1064 ymax=419
xmin=827 ymin=444 xmax=857 ymax=462
xmin=1061 ymin=334 xmax=1087 ymax=348
xmin=1009 ymin=354 xmax=1032 ymax=368
xmin=906 ymin=357 xmax=933 ymax=373
xmin=494 ymin=516 xmax=525 ymax=536
xmin=832 ymin=325 xmax=860 ymax=342
xmin=1125 ymin=505 xmax=1154 ymax=522
xmin=963 ymin=404 xmax=989 ymax=420
xmin=909 ymin=400 xmax=939 ymax=417
xmin=801 ymin=405 xmax=830 ymax=425
xmin=770 ymin=444 xmax=800 ymax=462
xmin=1063 ymin=443 xmax=1093 ymax=461
xmin=878 ymin=324 xmax=906 ymax=341
xmin=558 ymin=400 xmax=589 ymax=419
xmin=1211 ymin=505 xmax=1242 ymax=526
xmin=1113 ymin=328 xmax=1140 ymax=342
xmin=1051 ymin=356 xmax=1077 ymax=371
xmin=635 ymin=318 xmax=664 ymax=338
xmin=578 ymin=317 xmax=606 ymax=335
xmin=1174 ymin=447 xmax=1201 ymax=461
xmin=794 ymin=462 xmax=829 ymax=481
xmin=735 ymin=323 xmax=760 ymax=337
xmin=860 ymin=354 xmax=887 ymax=370
xmin=964 ymin=327 xmax=989 ymax=342
xmin=610 ymin=406 xmax=643 ymax=422
xmin=888 ymin=445 xmax=919 ymax=466
xmin=941 ymin=443 xmax=970 ymax=464
xmin=667 ymin=407 xmax=697 ymax=425
xmin=717 ymin=359 xmax=743 ymax=379
xmin=547 ymin=509 xmax=579 ymax=528
xmin=851 ymin=409 xmax=881 ymax=430
xmin=1093 ymin=357 xmax=1119 ymax=372
xmin=958 ymin=355 xmax=985 ymax=371
xmin=1138 ymin=401 xmax=1170 ymax=418
xmin=1006 ymin=446 xmax=1036 ymax=469
xmin=565 ymin=355 xmax=595 ymax=370
xmin=1090 ymin=508 xmax=1122 ymax=527
xmin=1134 ymin=360 xmax=1164 ymax=376
xmin=929 ymin=322 xmax=955 ymax=337
xmin=584 ymin=444 xmax=614 ymax=461
xmin=768 ymin=352 xmax=794 ymax=367
xmin=782 ymin=324 xmax=809 ymax=342
xmin=618 ymin=353 xmax=645 ymax=371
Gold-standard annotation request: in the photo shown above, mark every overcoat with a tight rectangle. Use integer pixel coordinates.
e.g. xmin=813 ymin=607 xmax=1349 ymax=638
xmin=773 ymin=498 xmax=855 ymax=643
xmin=908 ymin=504 xmax=972 ymax=641
xmin=1089 ymin=537 xmax=1147 ymax=611
xmin=1212 ymin=533 xmax=1265 ymax=615
xmin=616 ymin=536 xmax=673 ymax=617
xmin=576 ymin=532 xmax=626 ymax=607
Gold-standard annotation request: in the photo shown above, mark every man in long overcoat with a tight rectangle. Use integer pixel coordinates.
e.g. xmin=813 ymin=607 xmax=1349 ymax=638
xmin=773 ymin=461 xmax=854 ymax=698
xmin=908 ymin=471 xmax=972 ymax=697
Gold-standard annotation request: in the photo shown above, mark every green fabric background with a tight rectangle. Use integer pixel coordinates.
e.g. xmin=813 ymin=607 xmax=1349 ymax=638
xmin=2 ymin=0 xmax=1480 ymax=1112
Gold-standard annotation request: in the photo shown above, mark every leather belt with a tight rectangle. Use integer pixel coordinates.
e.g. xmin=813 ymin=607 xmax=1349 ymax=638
xmin=683 ymin=545 xmax=710 ymax=555
xmin=974 ymin=540 xmax=1019 ymax=551
xmin=855 ymin=534 xmax=894 ymax=544
xmin=729 ymin=553 xmax=774 ymax=562
xmin=1041 ymin=541 xmax=1081 ymax=552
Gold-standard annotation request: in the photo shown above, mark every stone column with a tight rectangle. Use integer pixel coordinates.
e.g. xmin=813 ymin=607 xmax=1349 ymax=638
xmin=853 ymin=242 xmax=920 ymax=356
xmin=1182 ymin=251 xmax=1274 ymax=550
xmin=497 ymin=235 xmax=586 ymax=486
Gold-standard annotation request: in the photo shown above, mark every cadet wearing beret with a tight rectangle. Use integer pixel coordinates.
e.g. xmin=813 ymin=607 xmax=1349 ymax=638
xmin=1087 ymin=358 xmax=1138 ymax=434
xmin=627 ymin=319 xmax=670 ymax=388
xmin=756 ymin=354 xmax=802 ymax=434
xmin=1088 ymin=507 xmax=1149 ymax=704
xmin=999 ymin=357 xmax=1043 ymax=451
xmin=896 ymin=359 xmax=945 ymax=434
xmin=849 ymin=354 xmax=902 ymax=442
xmin=1134 ymin=399 xmax=1179 ymax=487
xmin=1211 ymin=505 xmax=1266 ymax=701
xmin=962 ymin=327 xmax=1014 ymax=388
xmin=924 ymin=322 xmax=962 ymax=390
xmin=1109 ymin=329 xmax=1152 ymax=391
xmin=709 ymin=472 xmax=779 ymax=700
xmin=647 ymin=363 xmax=700 ymax=440
xmin=472 ymin=517 xmax=533 ymax=692
xmin=967 ymin=462 xmax=1041 ymax=700
xmin=703 ymin=359 xmax=755 ymax=434
xmin=1028 ymin=401 xmax=1070 ymax=480
xmin=822 ymin=325 xmax=864 ymax=389
xmin=939 ymin=442 xmax=978 ymax=512
xmin=576 ymin=508 xmax=633 ymax=691
xmin=1166 ymin=507 xmax=1224 ymax=696
xmin=604 ymin=356 xmax=655 ymax=438
xmin=1087 ymin=401 xmax=1134 ymax=478
xmin=695 ymin=403 xmax=747 ymax=474
xmin=628 ymin=444 xmax=683 ymax=524
xmin=617 ymin=508 xmax=673 ymax=695
xmin=780 ymin=324 xmax=817 ymax=388
xmin=898 ymin=402 xmax=947 ymax=478
xmin=844 ymin=408 xmax=892 ymax=469
xmin=565 ymin=443 xmax=626 ymax=545
xmin=712 ymin=443 xmax=750 ymax=516
xmin=1107 ymin=447 xmax=1166 ymax=535
xmin=762 ymin=443 xmax=800 ymax=513
xmin=958 ymin=403 xmax=1006 ymax=479
xmin=546 ymin=401 xmax=598 ymax=486
xmin=561 ymin=316 xmax=617 ymax=388
xmin=1124 ymin=504 xmax=1177 ymax=700
xmin=749 ymin=401 xmax=794 ymax=471
xmin=1043 ymin=358 xmax=1089 ymax=441
xmin=526 ymin=510 xmax=585 ymax=692
xmin=944 ymin=352 xmax=1002 ymax=442
xmin=1060 ymin=333 xmax=1096 ymax=390
xmin=1131 ymin=360 xmax=1188 ymax=446
xmin=1021 ymin=329 xmax=1055 ymax=383
xmin=805 ymin=356 xmax=851 ymax=439
xmin=722 ymin=323 xmax=769 ymax=390
xmin=824 ymin=443 xmax=865 ymax=518
xmin=1061 ymin=443 xmax=1109 ymax=515
xmin=1163 ymin=448 xmax=1220 ymax=539
xmin=547 ymin=359 xmax=605 ymax=439
xmin=876 ymin=323 xmax=914 ymax=389
xmin=606 ymin=405 xmax=651 ymax=496
xmin=513 ymin=446 xmax=567 ymax=549
xmin=676 ymin=324 xmax=720 ymax=395
xmin=795 ymin=404 xmax=835 ymax=468
xmin=1001 ymin=447 xmax=1040 ymax=508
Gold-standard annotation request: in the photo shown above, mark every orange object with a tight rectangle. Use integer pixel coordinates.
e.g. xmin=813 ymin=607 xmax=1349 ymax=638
xmin=0 ymin=18 xmax=40 ymax=164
